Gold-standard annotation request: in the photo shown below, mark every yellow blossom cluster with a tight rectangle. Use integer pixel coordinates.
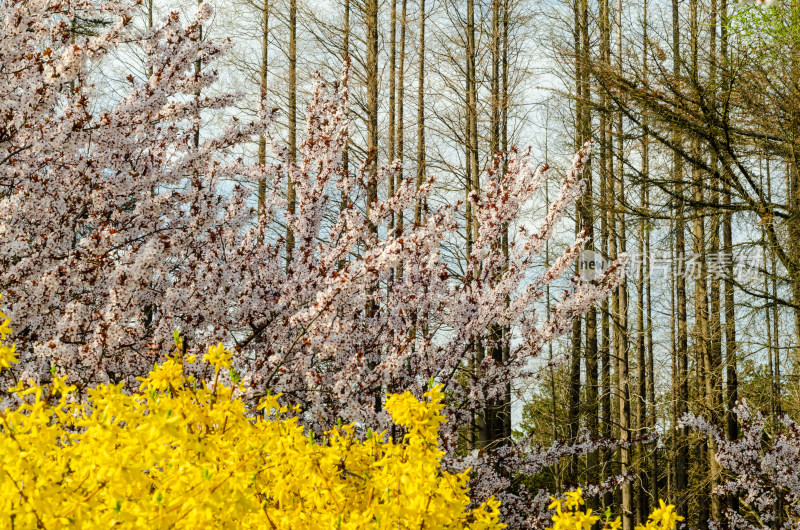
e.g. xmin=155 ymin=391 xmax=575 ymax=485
xmin=548 ymin=489 xmax=683 ymax=530
xmin=0 ymin=322 xmax=504 ymax=529
xmin=0 ymin=295 xmax=16 ymax=370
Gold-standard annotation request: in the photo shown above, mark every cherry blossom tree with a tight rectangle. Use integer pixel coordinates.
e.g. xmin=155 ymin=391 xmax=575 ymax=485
xmin=0 ymin=0 xmax=268 ymax=390
xmin=0 ymin=1 xmax=626 ymax=524
xmin=683 ymin=404 xmax=800 ymax=529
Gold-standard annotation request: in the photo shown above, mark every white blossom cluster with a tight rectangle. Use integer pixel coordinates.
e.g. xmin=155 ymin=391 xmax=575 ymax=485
xmin=682 ymin=403 xmax=800 ymax=528
xmin=737 ymin=0 xmax=778 ymax=6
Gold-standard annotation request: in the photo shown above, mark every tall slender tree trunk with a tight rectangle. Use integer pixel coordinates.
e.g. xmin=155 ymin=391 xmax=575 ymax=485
xmin=789 ymin=1 xmax=800 ymax=384
xmin=366 ymin=0 xmax=379 ymax=228
xmin=501 ymin=0 xmax=511 ymax=442
xmin=487 ymin=0 xmax=502 ymax=443
xmin=567 ymin=0 xmax=583 ymax=484
xmin=414 ymin=0 xmax=425 ymax=227
xmin=719 ymin=3 xmax=740 ymax=515
xmin=544 ymin=132 xmax=560 ymax=492
xmin=483 ymin=0 xmax=512 ymax=448
xmin=286 ymin=0 xmax=297 ymax=267
xmin=396 ymin=0 xmax=406 ymax=246
xmin=257 ymin=0 xmax=270 ymax=219
xmin=599 ymin=0 xmax=613 ymax=510
xmin=636 ymin=3 xmax=649 ymax=522
xmin=193 ymin=0 xmax=202 ymax=153
xmin=641 ymin=2 xmax=658 ymax=498
xmin=768 ymin=159 xmax=782 ymax=419
xmin=337 ymin=0 xmax=351 ymax=276
xmin=491 ymin=0 xmax=500 ymax=157
xmin=388 ymin=0 xmax=397 ymax=241
xmin=669 ymin=213 xmax=678 ymax=506
xmin=465 ymin=0 xmax=474 ymax=270
xmin=466 ymin=0 xmax=486 ymax=448
xmin=365 ymin=0 xmax=380 ymax=413
xmin=615 ymin=1 xmax=632 ymax=526
xmin=672 ymin=0 xmax=690 ymax=517
xmin=579 ymin=0 xmax=598 ymax=502
xmin=763 ymin=160 xmax=775 ymax=426
xmin=689 ymin=1 xmax=711 ymax=525
xmin=342 ymin=0 xmax=350 ymax=179
xmin=646 ymin=188 xmax=658 ymax=508
xmin=707 ymin=0 xmax=724 ymax=520
xmin=146 ymin=0 xmax=154 ymax=78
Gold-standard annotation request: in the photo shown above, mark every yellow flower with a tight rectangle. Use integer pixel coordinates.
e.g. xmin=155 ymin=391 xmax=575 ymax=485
xmin=0 ymin=342 xmax=18 ymax=369
xmin=647 ymin=499 xmax=683 ymax=530
xmin=564 ymin=488 xmax=584 ymax=509
xmin=204 ymin=342 xmax=232 ymax=372
xmin=548 ymin=490 xmax=598 ymax=530
xmin=0 ymin=296 xmax=16 ymax=370
xmin=549 ymin=491 xmax=681 ymax=530
xmin=0 ymin=339 xmax=506 ymax=529
xmin=138 ymin=358 xmax=184 ymax=391
xmin=0 ymin=316 xmax=11 ymax=340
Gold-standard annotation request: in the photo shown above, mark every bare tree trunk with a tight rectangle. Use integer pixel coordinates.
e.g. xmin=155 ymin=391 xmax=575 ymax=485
xmin=615 ymin=1 xmax=632 ymax=526
xmin=689 ymin=1 xmax=711 ymax=526
xmin=366 ymin=0 xmax=379 ymax=228
xmin=365 ymin=0 xmax=380 ymax=413
xmin=146 ymin=0 xmax=154 ymax=78
xmin=568 ymin=0 xmax=583 ymax=483
xmin=790 ymin=2 xmax=800 ymax=388
xmin=486 ymin=0 xmax=503 ymax=447
xmin=286 ymin=0 xmax=297 ymax=267
xmin=336 ymin=0 xmax=351 ymax=276
xmin=342 ymin=0 xmax=350 ymax=180
xmin=670 ymin=214 xmax=678 ymax=507
xmin=502 ymin=0 xmax=511 ymax=442
xmin=769 ymin=159 xmax=782 ymax=419
xmin=707 ymin=0 xmax=724 ymax=520
xmin=466 ymin=0 xmax=486 ymax=449
xmin=396 ymin=0 xmax=406 ymax=246
xmin=763 ymin=159 xmax=775 ymax=426
xmin=388 ymin=0 xmax=397 ymax=242
xmin=599 ymin=0 xmax=613 ymax=510
xmin=258 ymin=0 xmax=270 ymax=220
xmin=672 ymin=0 xmax=690 ymax=517
xmin=491 ymin=0 xmax=500 ymax=157
xmin=193 ymin=0 xmax=202 ymax=152
xmin=414 ymin=0 xmax=425 ymax=227
xmin=465 ymin=0 xmax=474 ymax=271
xmin=646 ymin=183 xmax=658 ymax=508
xmin=579 ymin=0 xmax=599 ymax=501
xmin=544 ymin=132 xmax=560 ymax=492
xmin=636 ymin=3 xmax=649 ymax=522
xmin=718 ymin=2 xmax=740 ymax=513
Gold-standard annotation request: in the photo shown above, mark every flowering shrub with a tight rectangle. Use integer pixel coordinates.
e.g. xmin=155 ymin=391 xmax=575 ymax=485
xmin=683 ymin=404 xmax=800 ymax=529
xmin=547 ymin=489 xmax=682 ymax=530
xmin=0 ymin=314 xmax=503 ymax=529
xmin=0 ymin=296 xmax=16 ymax=371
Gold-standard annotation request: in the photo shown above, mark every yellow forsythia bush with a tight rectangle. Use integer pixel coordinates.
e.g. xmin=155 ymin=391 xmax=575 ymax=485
xmin=0 ymin=306 xmax=503 ymax=528
xmin=548 ymin=489 xmax=683 ymax=530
